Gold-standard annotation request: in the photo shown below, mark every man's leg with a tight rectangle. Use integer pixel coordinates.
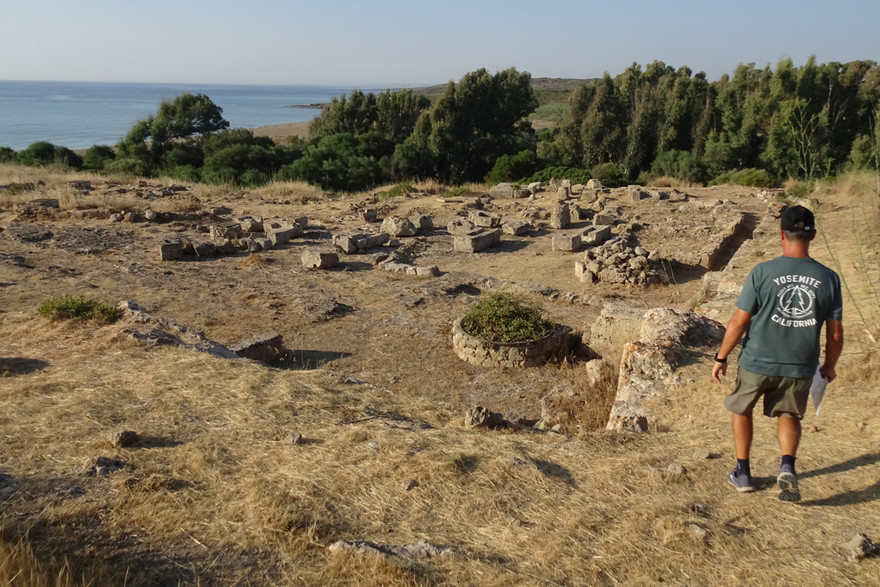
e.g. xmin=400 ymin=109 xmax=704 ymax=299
xmin=777 ymin=416 xmax=801 ymax=456
xmin=733 ymin=413 xmax=753 ymax=459
xmin=728 ymin=412 xmax=756 ymax=492
xmin=777 ymin=416 xmax=802 ymax=502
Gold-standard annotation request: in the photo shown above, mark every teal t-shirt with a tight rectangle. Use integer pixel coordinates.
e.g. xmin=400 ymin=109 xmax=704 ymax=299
xmin=735 ymin=256 xmax=842 ymax=378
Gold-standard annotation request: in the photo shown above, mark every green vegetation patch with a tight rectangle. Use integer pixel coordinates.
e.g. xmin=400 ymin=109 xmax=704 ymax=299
xmin=461 ymin=294 xmax=554 ymax=343
xmin=38 ymin=295 xmax=120 ymax=325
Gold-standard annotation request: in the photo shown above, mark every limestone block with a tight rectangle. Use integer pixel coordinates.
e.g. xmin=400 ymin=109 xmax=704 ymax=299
xmin=333 ymin=232 xmax=368 ymax=254
xmin=255 ymin=237 xmax=273 ymax=251
xmin=381 ymin=215 xmax=417 ymax=237
xmin=447 ymin=218 xmax=476 ymax=235
xmin=301 ymin=249 xmax=339 ymax=269
xmin=628 ymin=185 xmax=645 ymax=202
xmin=552 ymin=233 xmax=582 ymax=252
xmin=409 ymin=214 xmax=434 ymax=230
xmin=527 ymin=181 xmax=542 ymax=194
xmin=586 ymin=179 xmax=603 ymax=190
xmin=415 ymin=265 xmax=440 ymax=277
xmin=214 ymin=239 xmax=239 ymax=255
xmin=468 ymin=209 xmax=502 ymax=228
xmin=502 ymin=220 xmax=531 ymax=236
xmin=209 ymin=222 xmax=242 ymax=240
xmin=488 ymin=183 xmax=515 ymax=198
xmin=194 ymin=241 xmax=217 ymax=257
xmin=453 ymin=229 xmax=501 ymax=253
xmin=571 ymin=183 xmax=585 ymax=195
xmin=265 ymin=222 xmax=303 ymax=246
xmin=351 ymin=233 xmax=389 ymax=251
xmin=556 ymin=186 xmax=570 ymax=201
xmin=159 ymin=241 xmax=183 ymax=261
xmin=550 ymin=202 xmax=571 ymax=229
xmin=360 ymin=208 xmax=378 ymax=222
xmin=240 ymin=217 xmax=263 ymax=232
xmin=594 ymin=213 xmax=617 ymax=225
xmin=581 ymin=225 xmax=612 ymax=246
xmin=581 ymin=189 xmax=598 ymax=203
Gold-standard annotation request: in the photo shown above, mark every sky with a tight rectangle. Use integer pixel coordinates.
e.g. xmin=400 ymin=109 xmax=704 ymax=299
xmin=2 ymin=0 xmax=878 ymax=87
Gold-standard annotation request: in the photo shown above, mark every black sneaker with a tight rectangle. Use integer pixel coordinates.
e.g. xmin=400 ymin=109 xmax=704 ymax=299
xmin=727 ymin=470 xmax=756 ymax=493
xmin=777 ymin=465 xmax=801 ymax=502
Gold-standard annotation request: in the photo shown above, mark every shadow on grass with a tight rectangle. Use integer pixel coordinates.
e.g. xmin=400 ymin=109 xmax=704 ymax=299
xmin=530 ymin=458 xmax=578 ymax=489
xmin=271 ymin=350 xmax=352 ymax=370
xmin=798 ymin=452 xmax=880 ymax=507
xmin=0 ymin=357 xmax=49 ymax=376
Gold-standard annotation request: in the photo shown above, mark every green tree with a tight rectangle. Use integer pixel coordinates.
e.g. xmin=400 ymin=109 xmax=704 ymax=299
xmin=402 ymin=68 xmax=538 ymax=183
xmin=82 ymin=145 xmax=116 ymax=171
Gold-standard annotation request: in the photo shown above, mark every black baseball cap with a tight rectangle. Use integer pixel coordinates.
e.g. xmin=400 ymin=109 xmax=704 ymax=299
xmin=781 ymin=205 xmax=816 ymax=234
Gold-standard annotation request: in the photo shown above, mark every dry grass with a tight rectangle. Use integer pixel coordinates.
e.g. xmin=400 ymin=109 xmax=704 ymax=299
xmin=1 ymin=165 xmax=879 ymax=585
xmin=646 ymin=176 xmax=701 ymax=189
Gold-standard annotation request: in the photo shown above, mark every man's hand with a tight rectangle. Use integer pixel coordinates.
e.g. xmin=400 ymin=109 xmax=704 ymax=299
xmin=819 ymin=364 xmax=836 ymax=382
xmin=712 ymin=361 xmax=727 ymax=383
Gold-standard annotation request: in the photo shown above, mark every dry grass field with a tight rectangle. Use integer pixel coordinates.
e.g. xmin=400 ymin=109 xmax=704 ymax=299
xmin=1 ymin=164 xmax=879 ymax=585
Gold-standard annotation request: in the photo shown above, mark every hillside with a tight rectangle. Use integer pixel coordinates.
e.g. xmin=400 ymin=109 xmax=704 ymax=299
xmin=1 ymin=165 xmax=878 ymax=585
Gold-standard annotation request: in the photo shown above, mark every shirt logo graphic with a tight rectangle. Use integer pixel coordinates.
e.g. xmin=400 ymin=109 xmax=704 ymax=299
xmin=777 ymin=284 xmax=814 ymax=319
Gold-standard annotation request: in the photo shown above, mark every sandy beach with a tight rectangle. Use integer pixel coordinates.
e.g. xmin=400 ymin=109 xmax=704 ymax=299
xmin=251 ymin=120 xmax=311 ymax=143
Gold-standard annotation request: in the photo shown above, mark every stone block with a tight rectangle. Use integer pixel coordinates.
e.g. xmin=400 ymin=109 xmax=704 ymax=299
xmin=447 ymin=218 xmax=475 ymax=235
xmin=301 ymin=249 xmax=339 ymax=269
xmin=240 ymin=217 xmax=263 ymax=232
xmin=214 ymin=239 xmax=239 ymax=255
xmin=194 ymin=241 xmax=217 ymax=257
xmin=581 ymin=224 xmax=612 ymax=246
xmin=409 ymin=214 xmax=434 ymax=230
xmin=265 ymin=222 xmax=303 ymax=246
xmin=581 ymin=189 xmax=598 ymax=203
xmin=353 ymin=233 xmax=389 ymax=251
xmin=550 ymin=202 xmax=571 ymax=229
xmin=571 ymin=183 xmax=585 ymax=195
xmin=453 ymin=229 xmax=501 ymax=253
xmin=209 ymin=222 xmax=242 ymax=240
xmin=552 ymin=233 xmax=582 ymax=252
xmin=628 ymin=185 xmax=645 ymax=202
xmin=527 ymin=181 xmax=542 ymax=194
xmin=594 ymin=213 xmax=617 ymax=225
xmin=586 ymin=179 xmax=603 ymax=190
xmin=159 ymin=241 xmax=183 ymax=261
xmin=360 ymin=208 xmax=378 ymax=222
xmin=502 ymin=220 xmax=531 ymax=236
xmin=333 ymin=232 xmax=368 ymax=254
xmin=381 ymin=215 xmax=417 ymax=237
xmin=468 ymin=209 xmax=502 ymax=227
xmin=556 ymin=186 xmax=570 ymax=200
xmin=254 ymin=237 xmax=273 ymax=251
xmin=415 ymin=265 xmax=440 ymax=277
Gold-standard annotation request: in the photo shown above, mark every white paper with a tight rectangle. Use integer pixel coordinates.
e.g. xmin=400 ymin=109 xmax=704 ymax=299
xmin=810 ymin=367 xmax=828 ymax=415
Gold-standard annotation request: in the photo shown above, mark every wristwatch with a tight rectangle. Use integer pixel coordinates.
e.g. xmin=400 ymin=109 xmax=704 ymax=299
xmin=713 ymin=353 xmax=727 ymax=363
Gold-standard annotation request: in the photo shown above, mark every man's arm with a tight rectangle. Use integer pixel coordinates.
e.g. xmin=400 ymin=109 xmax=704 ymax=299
xmin=820 ymin=318 xmax=844 ymax=382
xmin=712 ymin=308 xmax=752 ymax=383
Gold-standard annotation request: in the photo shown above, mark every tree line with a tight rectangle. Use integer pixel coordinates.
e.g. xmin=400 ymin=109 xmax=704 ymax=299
xmin=3 ymin=58 xmax=879 ymax=191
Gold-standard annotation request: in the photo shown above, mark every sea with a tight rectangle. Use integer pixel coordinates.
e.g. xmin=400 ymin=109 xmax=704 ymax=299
xmin=0 ymin=80 xmax=389 ymax=151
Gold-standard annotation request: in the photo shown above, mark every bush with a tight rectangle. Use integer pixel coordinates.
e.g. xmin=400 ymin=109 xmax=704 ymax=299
xmin=522 ymin=165 xmax=592 ymax=186
xmin=709 ymin=168 xmax=776 ymax=188
xmin=590 ymin=162 xmax=626 ymax=187
xmin=485 ymin=150 xmax=540 ymax=184
xmin=82 ymin=145 xmax=116 ymax=171
xmin=381 ymin=182 xmax=415 ymax=199
xmin=0 ymin=147 xmax=16 ymax=162
xmin=38 ymin=295 xmax=120 ymax=324
xmin=461 ymin=293 xmax=554 ymax=343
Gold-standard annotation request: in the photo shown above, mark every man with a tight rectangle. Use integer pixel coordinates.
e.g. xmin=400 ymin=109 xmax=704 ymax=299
xmin=712 ymin=205 xmax=843 ymax=501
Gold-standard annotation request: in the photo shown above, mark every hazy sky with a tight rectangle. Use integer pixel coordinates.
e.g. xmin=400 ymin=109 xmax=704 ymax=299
xmin=2 ymin=0 xmax=878 ymax=86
